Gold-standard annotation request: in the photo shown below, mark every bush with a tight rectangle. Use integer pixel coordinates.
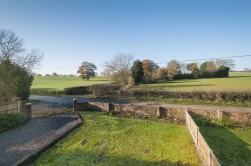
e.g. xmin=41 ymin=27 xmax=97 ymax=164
xmin=0 ymin=60 xmax=33 ymax=101
xmin=64 ymin=86 xmax=89 ymax=95
xmin=0 ymin=112 xmax=26 ymax=132
xmin=94 ymin=89 xmax=251 ymax=103
xmin=89 ymin=84 xmax=121 ymax=96
xmin=30 ymin=89 xmax=65 ymax=96
xmin=173 ymin=73 xmax=194 ymax=80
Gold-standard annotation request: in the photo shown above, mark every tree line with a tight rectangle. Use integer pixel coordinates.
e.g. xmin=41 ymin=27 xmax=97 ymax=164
xmin=77 ymin=54 xmax=233 ymax=88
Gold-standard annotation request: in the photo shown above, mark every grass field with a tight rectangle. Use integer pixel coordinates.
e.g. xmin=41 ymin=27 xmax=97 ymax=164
xmin=31 ymin=76 xmax=111 ymax=90
xmin=33 ymin=111 xmax=200 ymax=166
xmin=133 ymin=72 xmax=251 ymax=92
xmin=200 ymin=127 xmax=251 ymax=166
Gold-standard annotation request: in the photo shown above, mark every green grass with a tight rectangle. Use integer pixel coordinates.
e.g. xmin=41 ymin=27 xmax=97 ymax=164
xmin=33 ymin=111 xmax=200 ymax=166
xmin=31 ymin=76 xmax=111 ymax=90
xmin=133 ymin=72 xmax=251 ymax=92
xmin=200 ymin=127 xmax=251 ymax=166
xmin=0 ymin=112 xmax=26 ymax=132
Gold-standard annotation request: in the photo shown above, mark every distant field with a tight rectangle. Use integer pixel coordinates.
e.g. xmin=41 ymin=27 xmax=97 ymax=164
xmin=31 ymin=76 xmax=111 ymax=90
xmin=133 ymin=72 xmax=251 ymax=92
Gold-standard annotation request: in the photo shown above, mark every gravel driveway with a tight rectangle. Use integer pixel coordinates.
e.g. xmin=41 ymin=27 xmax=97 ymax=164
xmin=0 ymin=115 xmax=78 ymax=166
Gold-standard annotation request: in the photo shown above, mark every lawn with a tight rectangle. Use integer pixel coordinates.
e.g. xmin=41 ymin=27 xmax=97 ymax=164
xmin=200 ymin=127 xmax=251 ymax=166
xmin=133 ymin=72 xmax=251 ymax=92
xmin=31 ymin=76 xmax=111 ymax=90
xmin=33 ymin=111 xmax=200 ymax=166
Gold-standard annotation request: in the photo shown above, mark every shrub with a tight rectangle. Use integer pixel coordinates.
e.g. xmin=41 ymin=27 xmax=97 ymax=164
xmin=30 ymin=89 xmax=65 ymax=96
xmin=0 ymin=112 xmax=26 ymax=132
xmin=89 ymin=84 xmax=121 ymax=96
xmin=64 ymin=86 xmax=89 ymax=95
xmin=0 ymin=60 xmax=33 ymax=101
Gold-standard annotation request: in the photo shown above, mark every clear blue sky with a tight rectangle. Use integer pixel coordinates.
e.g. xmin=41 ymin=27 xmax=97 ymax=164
xmin=1 ymin=0 xmax=251 ymax=75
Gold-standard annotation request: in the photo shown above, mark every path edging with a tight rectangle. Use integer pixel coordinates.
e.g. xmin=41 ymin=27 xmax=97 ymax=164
xmin=13 ymin=113 xmax=82 ymax=166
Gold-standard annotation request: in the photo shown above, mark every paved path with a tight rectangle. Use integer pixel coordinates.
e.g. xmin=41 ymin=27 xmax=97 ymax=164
xmin=0 ymin=114 xmax=79 ymax=166
xmin=30 ymin=95 xmax=251 ymax=113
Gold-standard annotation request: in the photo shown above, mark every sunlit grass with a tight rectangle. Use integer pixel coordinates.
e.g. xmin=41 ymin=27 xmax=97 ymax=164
xmin=31 ymin=76 xmax=111 ymax=90
xmin=33 ymin=111 xmax=200 ymax=166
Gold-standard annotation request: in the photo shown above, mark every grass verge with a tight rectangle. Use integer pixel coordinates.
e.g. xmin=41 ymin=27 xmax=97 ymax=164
xmin=191 ymin=113 xmax=251 ymax=165
xmin=32 ymin=111 xmax=200 ymax=166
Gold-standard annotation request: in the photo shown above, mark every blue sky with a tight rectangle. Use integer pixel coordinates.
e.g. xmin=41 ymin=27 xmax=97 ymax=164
xmin=1 ymin=0 xmax=251 ymax=75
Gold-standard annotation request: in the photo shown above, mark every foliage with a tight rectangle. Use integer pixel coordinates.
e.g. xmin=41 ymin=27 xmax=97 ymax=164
xmin=156 ymin=67 xmax=168 ymax=81
xmin=131 ymin=59 xmax=144 ymax=83
xmin=0 ymin=60 xmax=33 ymax=101
xmin=142 ymin=59 xmax=159 ymax=83
xmin=102 ymin=54 xmax=134 ymax=86
xmin=33 ymin=111 xmax=200 ymax=166
xmin=0 ymin=112 xmax=26 ymax=132
xmin=30 ymin=89 xmax=65 ymax=96
xmin=200 ymin=61 xmax=217 ymax=72
xmin=77 ymin=61 xmax=97 ymax=80
xmin=90 ymin=84 xmax=120 ymax=95
xmin=186 ymin=63 xmax=199 ymax=78
xmin=166 ymin=59 xmax=181 ymax=80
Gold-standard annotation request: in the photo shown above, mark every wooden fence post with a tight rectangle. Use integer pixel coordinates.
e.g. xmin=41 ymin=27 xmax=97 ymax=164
xmin=208 ymin=149 xmax=211 ymax=166
xmin=217 ymin=110 xmax=223 ymax=119
xmin=16 ymin=97 xmax=21 ymax=113
xmin=25 ymin=103 xmax=32 ymax=119
xmin=196 ymin=127 xmax=199 ymax=147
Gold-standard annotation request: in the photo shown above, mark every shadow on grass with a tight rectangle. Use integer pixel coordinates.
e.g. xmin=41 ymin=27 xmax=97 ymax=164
xmin=199 ymin=127 xmax=251 ymax=166
xmin=136 ymin=84 xmax=215 ymax=89
xmin=229 ymin=76 xmax=251 ymax=78
xmin=32 ymin=147 xmax=189 ymax=166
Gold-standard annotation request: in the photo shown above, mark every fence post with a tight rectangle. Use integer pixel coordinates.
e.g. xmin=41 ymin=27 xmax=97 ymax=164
xmin=196 ymin=127 xmax=199 ymax=147
xmin=73 ymin=99 xmax=77 ymax=112
xmin=208 ymin=149 xmax=211 ymax=166
xmin=25 ymin=103 xmax=32 ymax=119
xmin=217 ymin=110 xmax=223 ymax=119
xmin=16 ymin=97 xmax=21 ymax=113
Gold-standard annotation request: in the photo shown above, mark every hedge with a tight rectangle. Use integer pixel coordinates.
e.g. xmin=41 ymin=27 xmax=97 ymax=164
xmin=93 ymin=90 xmax=251 ymax=102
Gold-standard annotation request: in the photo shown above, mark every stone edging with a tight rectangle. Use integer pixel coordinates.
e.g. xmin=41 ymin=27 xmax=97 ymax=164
xmin=13 ymin=113 xmax=83 ymax=166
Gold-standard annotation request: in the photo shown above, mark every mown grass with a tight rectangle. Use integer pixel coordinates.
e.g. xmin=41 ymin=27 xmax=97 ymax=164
xmin=200 ymin=127 xmax=251 ymax=166
xmin=133 ymin=72 xmax=251 ymax=92
xmin=31 ymin=76 xmax=111 ymax=90
xmin=33 ymin=111 xmax=200 ymax=166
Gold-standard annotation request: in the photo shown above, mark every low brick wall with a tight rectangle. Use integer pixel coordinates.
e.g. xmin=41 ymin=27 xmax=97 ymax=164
xmin=72 ymin=100 xmax=251 ymax=124
xmin=73 ymin=100 xmax=186 ymax=121
xmin=189 ymin=108 xmax=251 ymax=124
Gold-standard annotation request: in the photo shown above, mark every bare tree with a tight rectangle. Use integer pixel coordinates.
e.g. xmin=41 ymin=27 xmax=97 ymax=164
xmin=0 ymin=29 xmax=43 ymax=69
xmin=102 ymin=54 xmax=134 ymax=86
xmin=215 ymin=59 xmax=235 ymax=69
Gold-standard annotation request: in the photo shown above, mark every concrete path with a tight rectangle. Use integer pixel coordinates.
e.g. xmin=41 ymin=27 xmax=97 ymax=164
xmin=30 ymin=95 xmax=251 ymax=113
xmin=0 ymin=114 xmax=80 ymax=166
